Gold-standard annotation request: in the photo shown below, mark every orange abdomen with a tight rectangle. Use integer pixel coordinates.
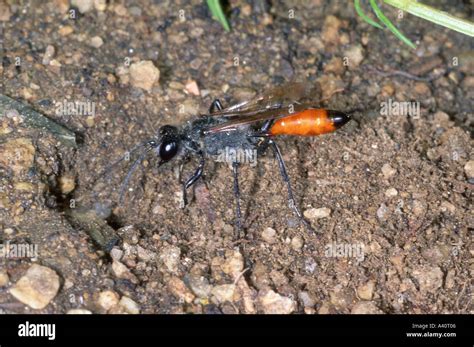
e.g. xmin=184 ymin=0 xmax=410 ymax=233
xmin=269 ymin=109 xmax=337 ymax=136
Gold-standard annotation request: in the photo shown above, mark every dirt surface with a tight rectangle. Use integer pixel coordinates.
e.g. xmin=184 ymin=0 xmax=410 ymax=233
xmin=0 ymin=1 xmax=472 ymax=314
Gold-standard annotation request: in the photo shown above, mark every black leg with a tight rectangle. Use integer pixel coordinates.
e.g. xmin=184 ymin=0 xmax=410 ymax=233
xmin=255 ymin=120 xmax=273 ymax=155
xmin=209 ymin=99 xmax=223 ymax=113
xmin=182 ymin=154 xmax=205 ymax=207
xmin=232 ymin=161 xmax=242 ymax=233
xmin=269 ymin=140 xmax=315 ymax=233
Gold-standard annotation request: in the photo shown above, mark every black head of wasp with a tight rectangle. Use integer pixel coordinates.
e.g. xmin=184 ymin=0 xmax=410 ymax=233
xmin=93 ymin=81 xmax=351 ymax=237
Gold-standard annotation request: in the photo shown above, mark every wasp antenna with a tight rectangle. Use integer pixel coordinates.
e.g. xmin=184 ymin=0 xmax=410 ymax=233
xmin=92 ymin=139 xmax=156 ymax=186
xmin=117 ymin=148 xmax=153 ymax=205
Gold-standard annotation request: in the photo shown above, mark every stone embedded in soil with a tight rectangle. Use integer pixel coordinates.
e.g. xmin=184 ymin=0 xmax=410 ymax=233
xmin=58 ymin=25 xmax=74 ymax=36
xmin=304 ymin=207 xmax=331 ymax=219
xmin=351 ymin=301 xmax=383 ymax=314
xmin=110 ymin=247 xmax=123 ymax=261
xmin=119 ymin=296 xmax=140 ymax=314
xmin=0 ymin=270 xmax=9 ymax=287
xmin=381 ymin=163 xmax=397 ymax=179
xmin=221 ymin=250 xmax=244 ymax=280
xmin=71 ymin=0 xmax=94 ymax=13
xmin=261 ymin=227 xmax=277 ymax=244
xmin=298 ymin=291 xmax=315 ymax=308
xmin=464 ymin=160 xmax=474 ymax=178
xmin=67 ymin=309 xmax=92 ymax=314
xmin=291 ymin=235 xmax=304 ymax=250
xmin=167 ymin=276 xmax=195 ymax=304
xmin=384 ymin=188 xmax=398 ymax=198
xmin=0 ymin=1 xmax=11 ymax=21
xmin=185 ymin=80 xmax=200 ymax=96
xmin=258 ymin=289 xmax=296 ymax=314
xmin=94 ymin=0 xmax=107 ymax=11
xmin=9 ymin=264 xmax=60 ymax=310
xmin=211 ymin=284 xmax=236 ymax=304
xmin=89 ymin=36 xmax=104 ymax=48
xmin=160 ymin=245 xmax=181 ymax=274
xmin=344 ymin=45 xmax=364 ymax=68
xmin=321 ymin=15 xmax=341 ymax=45
xmin=0 ymin=138 xmax=36 ymax=175
xmin=357 ymin=280 xmax=375 ymax=301
xmin=186 ymin=274 xmax=212 ymax=299
xmin=96 ymin=290 xmax=120 ymax=312
xmin=129 ymin=60 xmax=160 ymax=91
xmin=377 ymin=203 xmax=388 ymax=221
xmin=42 ymin=45 xmax=56 ymax=65
xmin=111 ymin=260 xmax=138 ymax=283
xmin=412 ymin=266 xmax=444 ymax=294
xmin=59 ymin=175 xmax=75 ymax=194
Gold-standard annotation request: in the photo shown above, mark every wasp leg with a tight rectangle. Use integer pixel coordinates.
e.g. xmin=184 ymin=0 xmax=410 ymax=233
xmin=232 ymin=161 xmax=243 ymax=236
xmin=209 ymin=99 xmax=224 ymax=113
xmin=182 ymin=155 xmax=205 ymax=208
xmin=269 ymin=140 xmax=315 ymax=233
xmin=254 ymin=120 xmax=272 ymax=155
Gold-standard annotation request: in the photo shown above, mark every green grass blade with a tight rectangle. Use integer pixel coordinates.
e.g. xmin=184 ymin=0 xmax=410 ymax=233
xmin=354 ymin=0 xmax=384 ymax=29
xmin=207 ymin=0 xmax=230 ymax=32
xmin=369 ymin=0 xmax=416 ymax=49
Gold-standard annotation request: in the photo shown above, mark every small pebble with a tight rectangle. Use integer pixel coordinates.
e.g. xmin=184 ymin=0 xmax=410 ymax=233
xmin=343 ymin=45 xmax=364 ymax=67
xmin=381 ymin=163 xmax=397 ymax=179
xmin=9 ymin=264 xmax=60 ymax=309
xmin=291 ymin=235 xmax=304 ymax=250
xmin=160 ymin=245 xmax=181 ymax=274
xmin=304 ymin=207 xmax=331 ymax=219
xmin=58 ymin=25 xmax=74 ymax=36
xmin=298 ymin=291 xmax=315 ymax=308
xmin=464 ymin=160 xmax=474 ymax=179
xmin=221 ymin=251 xmax=244 ymax=280
xmin=357 ymin=280 xmax=375 ymax=300
xmin=167 ymin=276 xmax=195 ymax=304
xmin=71 ymin=0 xmax=94 ymax=13
xmin=185 ymin=80 xmax=200 ymax=96
xmin=377 ymin=203 xmax=388 ymax=221
xmin=211 ymin=284 xmax=236 ymax=304
xmin=129 ymin=60 xmax=160 ymax=91
xmin=111 ymin=260 xmax=138 ymax=283
xmin=97 ymin=290 xmax=120 ymax=312
xmin=119 ymin=296 xmax=140 ymax=314
xmin=186 ymin=274 xmax=212 ymax=299
xmin=259 ymin=289 xmax=296 ymax=314
xmin=351 ymin=301 xmax=383 ymax=314
xmin=59 ymin=175 xmax=75 ymax=194
xmin=261 ymin=227 xmax=277 ymax=244
xmin=384 ymin=188 xmax=398 ymax=197
xmin=0 ymin=271 xmax=9 ymax=287
xmin=89 ymin=36 xmax=104 ymax=48
xmin=42 ymin=45 xmax=55 ymax=65
xmin=110 ymin=247 xmax=123 ymax=261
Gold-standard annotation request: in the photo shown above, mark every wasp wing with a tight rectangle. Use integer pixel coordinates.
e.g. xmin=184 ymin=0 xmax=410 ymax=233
xmin=204 ymin=102 xmax=322 ymax=134
xmin=204 ymin=82 xmax=324 ymax=134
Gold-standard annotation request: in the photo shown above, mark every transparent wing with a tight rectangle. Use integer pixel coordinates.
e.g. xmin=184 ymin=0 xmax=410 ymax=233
xmin=204 ymin=81 xmax=333 ymax=134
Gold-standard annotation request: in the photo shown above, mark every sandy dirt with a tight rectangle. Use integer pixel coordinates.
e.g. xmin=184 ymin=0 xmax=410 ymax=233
xmin=0 ymin=0 xmax=472 ymax=314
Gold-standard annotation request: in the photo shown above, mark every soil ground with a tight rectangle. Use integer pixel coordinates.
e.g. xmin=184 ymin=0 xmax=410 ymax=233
xmin=0 ymin=0 xmax=472 ymax=314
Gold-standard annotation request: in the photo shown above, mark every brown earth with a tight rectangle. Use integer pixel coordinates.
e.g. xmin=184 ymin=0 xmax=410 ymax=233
xmin=0 ymin=0 xmax=472 ymax=314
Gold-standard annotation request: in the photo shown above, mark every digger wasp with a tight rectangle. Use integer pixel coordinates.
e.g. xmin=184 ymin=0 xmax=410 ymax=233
xmin=96 ymin=81 xmax=351 ymax=235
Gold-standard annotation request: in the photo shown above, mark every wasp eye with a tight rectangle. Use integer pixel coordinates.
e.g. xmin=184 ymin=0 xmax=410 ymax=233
xmin=159 ymin=139 xmax=178 ymax=162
